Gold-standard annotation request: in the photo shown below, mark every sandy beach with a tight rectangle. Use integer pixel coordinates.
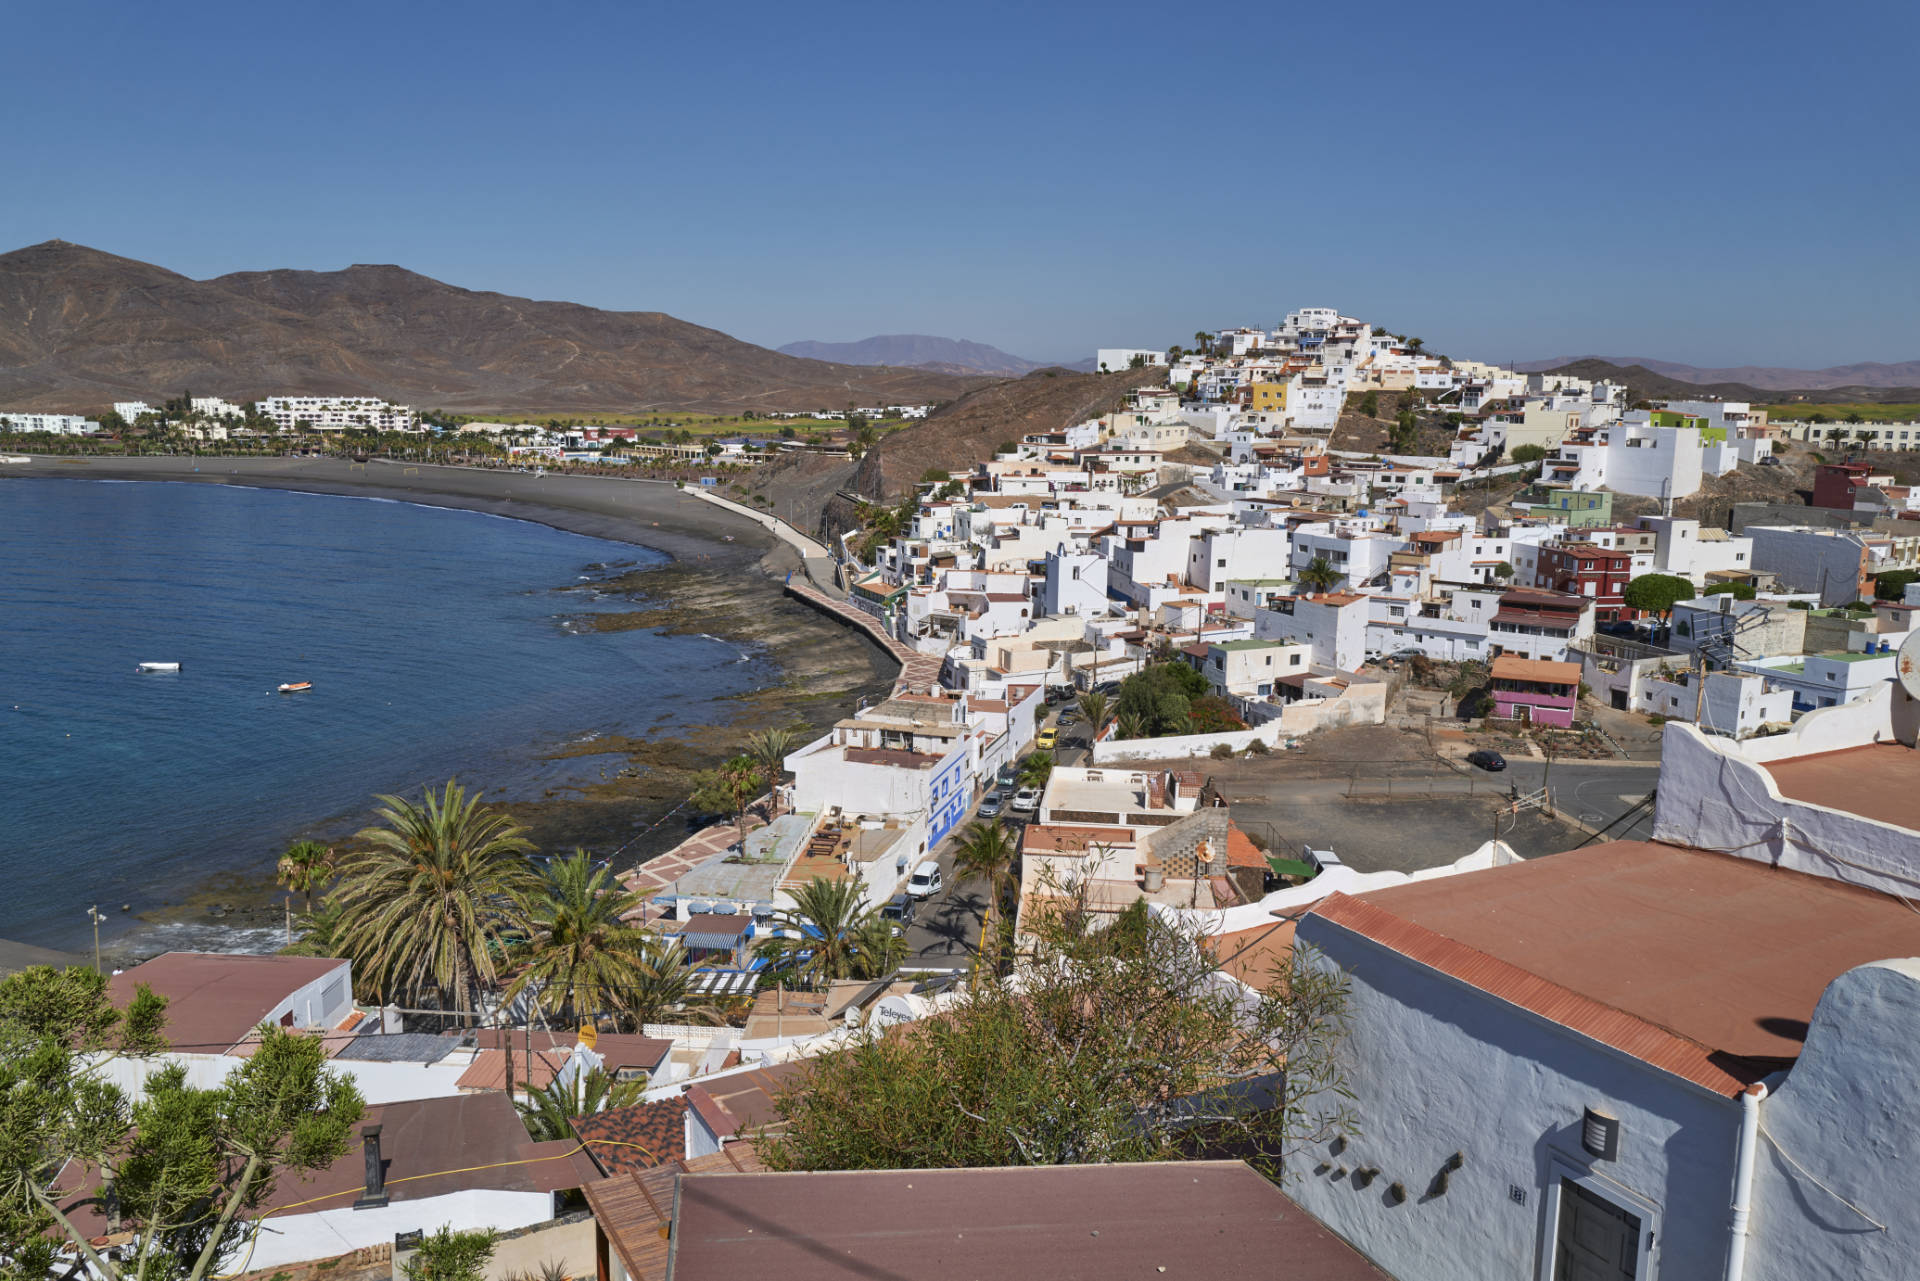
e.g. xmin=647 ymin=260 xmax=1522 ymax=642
xmin=3 ymin=454 xmax=896 ymax=960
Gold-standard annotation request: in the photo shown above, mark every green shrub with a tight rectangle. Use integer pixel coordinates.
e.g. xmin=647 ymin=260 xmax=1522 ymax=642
xmin=1210 ymin=743 xmax=1235 ymax=759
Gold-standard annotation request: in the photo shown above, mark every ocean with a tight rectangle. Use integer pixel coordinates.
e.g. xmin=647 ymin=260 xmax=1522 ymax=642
xmin=0 ymin=478 xmax=764 ymax=952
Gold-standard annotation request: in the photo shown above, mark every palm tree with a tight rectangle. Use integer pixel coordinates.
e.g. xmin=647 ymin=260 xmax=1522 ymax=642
xmin=953 ymin=820 xmax=1018 ymax=948
xmin=622 ymin=936 xmax=726 ymax=1027
xmin=276 ymin=839 xmax=336 ymax=911
xmin=516 ymin=1066 xmax=648 ymax=1142
xmin=1079 ymin=691 xmax=1112 ymax=741
xmin=746 ymin=727 xmax=798 ymax=818
xmin=506 ymin=850 xmax=657 ymax=1026
xmin=1298 ymin=555 xmax=1341 ymax=594
xmin=331 ymin=781 xmax=540 ymax=1021
xmin=692 ymin=755 xmax=761 ymax=840
xmin=755 ymin=878 xmax=890 ymax=987
xmin=1116 ymin=710 xmax=1146 ymax=741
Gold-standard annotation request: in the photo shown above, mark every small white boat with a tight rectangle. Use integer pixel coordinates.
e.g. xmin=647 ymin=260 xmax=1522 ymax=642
xmin=138 ymin=662 xmax=181 ymax=673
xmin=277 ymin=681 xmax=313 ymax=694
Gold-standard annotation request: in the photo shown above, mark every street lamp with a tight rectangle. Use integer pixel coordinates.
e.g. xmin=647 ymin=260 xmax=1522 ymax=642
xmin=86 ymin=904 xmax=106 ymax=973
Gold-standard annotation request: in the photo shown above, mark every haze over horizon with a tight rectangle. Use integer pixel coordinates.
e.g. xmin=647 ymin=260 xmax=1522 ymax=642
xmin=3 ymin=0 xmax=1914 ymax=370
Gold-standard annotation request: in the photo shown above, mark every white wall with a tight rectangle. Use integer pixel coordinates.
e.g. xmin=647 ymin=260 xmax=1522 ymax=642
xmin=1747 ymin=959 xmax=1920 ymax=1281
xmin=1287 ymin=920 xmax=1744 ymax=1281
xmin=241 ymin=1189 xmax=554 ymax=1272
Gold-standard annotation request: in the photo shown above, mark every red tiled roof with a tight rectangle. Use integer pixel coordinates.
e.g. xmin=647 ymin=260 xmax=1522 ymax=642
xmin=573 ymin=1097 xmax=689 ymax=1175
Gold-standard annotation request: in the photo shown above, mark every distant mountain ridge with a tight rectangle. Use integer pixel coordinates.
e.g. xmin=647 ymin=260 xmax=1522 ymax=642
xmin=1519 ymin=354 xmax=1920 ymax=392
xmin=778 ymin=334 xmax=1065 ymax=377
xmin=1528 ymin=359 xmax=1920 ymax=407
xmin=0 ymin=241 xmax=986 ymax=414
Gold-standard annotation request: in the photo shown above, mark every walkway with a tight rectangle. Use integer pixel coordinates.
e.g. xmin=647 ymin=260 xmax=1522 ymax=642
xmin=782 ymin=580 xmax=943 ymax=694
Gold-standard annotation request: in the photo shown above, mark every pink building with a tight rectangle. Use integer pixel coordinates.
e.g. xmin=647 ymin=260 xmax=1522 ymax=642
xmin=1489 ymin=654 xmax=1580 ymax=728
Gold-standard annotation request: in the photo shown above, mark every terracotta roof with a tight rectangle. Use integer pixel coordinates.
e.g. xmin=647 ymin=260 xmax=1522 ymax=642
xmin=1309 ymin=840 xmax=1920 ymax=1095
xmin=1224 ymin=822 xmax=1266 ymax=870
xmin=456 ymin=1047 xmax=570 ymax=1092
xmin=1763 ymin=743 xmax=1920 ymax=831
xmin=107 ymin=953 xmax=348 ymax=1053
xmin=573 ymin=1097 xmax=689 ymax=1175
xmin=684 ymin=1061 xmax=810 ymax=1140
xmin=1212 ymin=918 xmax=1298 ymax=988
xmin=662 ymin=1161 xmax=1386 ymax=1281
xmin=1021 ymin=824 xmax=1138 ymax=854
xmin=1489 ymin=655 xmax=1580 ymax=683
xmin=580 ymin=1145 xmax=767 ymax=1281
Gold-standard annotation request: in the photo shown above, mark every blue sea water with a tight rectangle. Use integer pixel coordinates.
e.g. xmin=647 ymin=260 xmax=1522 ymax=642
xmin=0 ymin=479 xmax=763 ymax=950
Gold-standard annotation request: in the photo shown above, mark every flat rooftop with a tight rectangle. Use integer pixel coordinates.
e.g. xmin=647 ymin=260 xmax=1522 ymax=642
xmin=1763 ymin=742 xmax=1920 ymax=832
xmin=1314 ymin=840 xmax=1920 ymax=1094
xmin=667 ymin=812 xmax=816 ymax=906
xmin=666 ymin=1162 xmax=1385 ymax=1281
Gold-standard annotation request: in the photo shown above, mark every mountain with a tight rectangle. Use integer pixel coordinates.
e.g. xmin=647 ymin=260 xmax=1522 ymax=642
xmin=1526 ymin=359 xmax=1920 ymax=406
xmin=1519 ymin=354 xmax=1920 ymax=392
xmin=777 ymin=334 xmax=1058 ymax=377
xmin=0 ymin=241 xmax=986 ymax=414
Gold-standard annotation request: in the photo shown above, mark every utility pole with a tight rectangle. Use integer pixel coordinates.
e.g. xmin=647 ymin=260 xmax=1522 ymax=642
xmin=87 ymin=905 xmax=105 ymax=973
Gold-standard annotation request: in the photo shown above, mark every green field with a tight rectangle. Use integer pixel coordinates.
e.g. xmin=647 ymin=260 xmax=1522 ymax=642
xmin=1763 ymin=402 xmax=1920 ymax=423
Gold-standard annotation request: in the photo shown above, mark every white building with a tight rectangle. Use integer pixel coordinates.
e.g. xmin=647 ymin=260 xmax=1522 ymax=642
xmin=0 ymin=411 xmax=97 ymax=435
xmin=1737 ymin=649 xmax=1898 ymax=716
xmin=1285 ymin=683 xmax=1920 ymax=1281
xmin=1634 ymin=669 xmax=1793 ymax=736
xmin=1094 ymin=348 xmax=1167 ymax=373
xmin=256 ymin=396 xmax=418 ymax=432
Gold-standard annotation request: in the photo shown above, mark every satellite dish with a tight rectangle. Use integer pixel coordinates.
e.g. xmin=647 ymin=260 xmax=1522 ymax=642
xmin=1898 ymin=632 xmax=1920 ymax=700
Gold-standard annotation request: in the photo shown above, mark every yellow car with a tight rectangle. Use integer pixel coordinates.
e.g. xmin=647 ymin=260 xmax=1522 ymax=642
xmin=1036 ymin=727 xmax=1059 ymax=749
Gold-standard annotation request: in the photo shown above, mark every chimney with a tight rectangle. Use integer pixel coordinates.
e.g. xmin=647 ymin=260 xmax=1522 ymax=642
xmin=352 ymin=1125 xmax=388 ymax=1210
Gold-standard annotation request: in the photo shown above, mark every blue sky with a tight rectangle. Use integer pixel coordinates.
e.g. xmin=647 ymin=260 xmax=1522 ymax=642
xmin=4 ymin=0 xmax=1915 ymax=368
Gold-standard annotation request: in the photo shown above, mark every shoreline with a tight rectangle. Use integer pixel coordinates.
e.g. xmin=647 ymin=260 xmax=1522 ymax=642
xmin=5 ymin=456 xmax=900 ymax=962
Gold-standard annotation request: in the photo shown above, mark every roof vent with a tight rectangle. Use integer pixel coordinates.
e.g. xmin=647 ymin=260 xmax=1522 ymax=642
xmin=1582 ymin=1108 xmax=1621 ymax=1161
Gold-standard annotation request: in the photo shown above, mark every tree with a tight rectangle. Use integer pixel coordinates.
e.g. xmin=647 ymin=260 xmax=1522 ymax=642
xmin=691 ymin=755 xmax=760 ymax=839
xmin=952 ymin=821 xmax=1018 ymax=951
xmin=759 ymin=881 xmax=1352 ymax=1175
xmin=330 ymin=781 xmax=540 ymax=1019
xmin=1845 ymin=411 xmax=1865 ymax=425
xmin=1297 ymin=555 xmax=1340 ymax=594
xmin=506 ymin=850 xmax=656 ymax=1027
xmin=1017 ymin=751 xmax=1054 ymax=789
xmin=1874 ymin=569 xmax=1920 ymax=601
xmin=1703 ymin=581 xmax=1758 ymax=600
xmin=1078 ymin=690 xmax=1112 ymax=740
xmin=275 ymin=839 xmax=336 ymax=912
xmin=746 ymin=727 xmax=798 ymax=817
xmin=1187 ymin=695 xmax=1245 ymax=735
xmin=1493 ymin=561 xmax=1515 ymax=579
xmin=1509 ymin=443 xmax=1550 ymax=465
xmin=402 ymin=1226 xmax=497 ymax=1281
xmin=756 ymin=878 xmax=896 ymax=987
xmin=515 ymin=1066 xmax=647 ymax=1142
xmin=1621 ymin=573 xmax=1696 ymax=621
xmin=1115 ymin=664 xmax=1205 ymax=738
xmin=1358 ymin=390 xmax=1379 ymax=418
xmin=0 ymin=966 xmax=364 ymax=1281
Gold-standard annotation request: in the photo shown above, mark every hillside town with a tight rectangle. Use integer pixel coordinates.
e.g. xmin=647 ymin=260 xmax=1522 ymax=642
xmin=10 ymin=309 xmax=1920 ymax=1281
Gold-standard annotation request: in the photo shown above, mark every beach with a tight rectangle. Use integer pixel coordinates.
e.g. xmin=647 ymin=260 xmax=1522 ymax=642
xmin=2 ymin=455 xmax=897 ymax=961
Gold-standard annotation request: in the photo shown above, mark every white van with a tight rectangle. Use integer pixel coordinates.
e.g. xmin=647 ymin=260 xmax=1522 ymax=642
xmin=907 ymin=861 xmax=944 ymax=899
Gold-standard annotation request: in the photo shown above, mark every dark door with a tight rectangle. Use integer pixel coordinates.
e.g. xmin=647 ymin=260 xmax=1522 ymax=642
xmin=1611 ymin=688 xmax=1628 ymax=711
xmin=1554 ymin=1179 xmax=1640 ymax=1280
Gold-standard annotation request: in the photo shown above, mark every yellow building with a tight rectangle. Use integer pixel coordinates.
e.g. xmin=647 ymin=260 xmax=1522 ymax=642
xmin=1248 ymin=381 xmax=1289 ymax=413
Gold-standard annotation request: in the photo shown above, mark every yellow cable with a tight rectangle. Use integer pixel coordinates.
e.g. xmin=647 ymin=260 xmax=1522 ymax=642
xmin=216 ymin=1135 xmax=660 ymax=1277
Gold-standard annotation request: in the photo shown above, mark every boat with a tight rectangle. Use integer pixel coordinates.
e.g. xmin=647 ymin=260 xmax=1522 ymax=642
xmin=137 ymin=662 xmax=181 ymax=673
xmin=277 ymin=682 xmax=313 ymax=694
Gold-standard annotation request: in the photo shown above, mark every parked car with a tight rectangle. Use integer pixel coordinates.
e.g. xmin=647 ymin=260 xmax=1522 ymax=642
xmin=880 ymin=893 xmax=913 ymax=934
xmin=996 ymin=763 xmax=1020 ymax=788
xmin=907 ymin=862 xmax=944 ymax=899
xmin=1059 ymin=710 xmax=1080 ymax=727
xmin=1035 ymin=727 xmax=1059 ymax=750
xmin=1602 ymin=621 xmax=1639 ymax=638
xmin=977 ymin=791 xmax=1004 ymax=818
xmin=1466 ymin=749 xmax=1507 ymax=772
xmin=1011 ymin=787 xmax=1040 ymax=814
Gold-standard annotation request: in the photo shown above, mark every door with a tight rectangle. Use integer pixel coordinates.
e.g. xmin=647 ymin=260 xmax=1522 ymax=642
xmin=1611 ymin=688 xmax=1628 ymax=711
xmin=1554 ymin=1179 xmax=1641 ymax=1280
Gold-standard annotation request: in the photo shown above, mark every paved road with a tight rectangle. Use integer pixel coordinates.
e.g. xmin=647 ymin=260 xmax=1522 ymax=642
xmin=1502 ymin=758 xmax=1660 ymax=843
